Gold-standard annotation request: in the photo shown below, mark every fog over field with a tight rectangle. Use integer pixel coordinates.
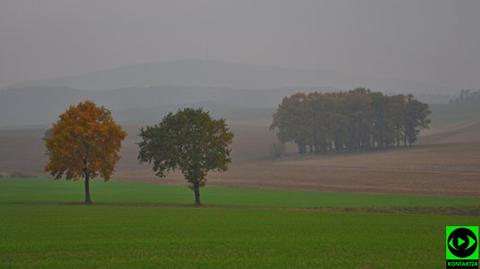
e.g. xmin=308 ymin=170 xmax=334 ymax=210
xmin=1 ymin=0 xmax=480 ymax=188
xmin=0 ymin=0 xmax=479 ymax=172
xmin=1 ymin=0 xmax=479 ymax=128
xmin=2 ymin=0 xmax=480 ymax=90
xmin=0 ymin=0 xmax=480 ymax=89
xmin=2 ymin=2 xmax=480 ymax=268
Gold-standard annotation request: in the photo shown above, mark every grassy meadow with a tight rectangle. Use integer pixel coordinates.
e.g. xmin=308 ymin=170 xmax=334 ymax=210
xmin=1 ymin=178 xmax=480 ymax=269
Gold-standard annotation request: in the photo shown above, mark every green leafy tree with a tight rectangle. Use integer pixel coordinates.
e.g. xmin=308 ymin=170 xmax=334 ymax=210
xmin=138 ymin=108 xmax=234 ymax=206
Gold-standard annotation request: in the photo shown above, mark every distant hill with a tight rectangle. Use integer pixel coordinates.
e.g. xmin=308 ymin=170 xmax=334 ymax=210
xmin=0 ymin=87 xmax=89 ymax=128
xmin=114 ymin=101 xmax=275 ymax=124
xmin=0 ymin=82 xmax=456 ymax=128
xmin=0 ymin=85 xmax=327 ymax=127
xmin=6 ymin=59 xmax=450 ymax=93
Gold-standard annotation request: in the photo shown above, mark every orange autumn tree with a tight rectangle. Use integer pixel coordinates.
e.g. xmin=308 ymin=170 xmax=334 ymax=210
xmin=45 ymin=101 xmax=126 ymax=204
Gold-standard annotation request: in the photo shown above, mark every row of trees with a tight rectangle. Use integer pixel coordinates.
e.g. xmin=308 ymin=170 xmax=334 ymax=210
xmin=450 ymin=89 xmax=480 ymax=104
xmin=44 ymin=101 xmax=233 ymax=206
xmin=44 ymin=90 xmax=430 ymax=204
xmin=270 ymin=88 xmax=431 ymax=154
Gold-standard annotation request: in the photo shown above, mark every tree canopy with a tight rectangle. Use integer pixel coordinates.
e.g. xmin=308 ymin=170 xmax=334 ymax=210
xmin=271 ymin=88 xmax=431 ymax=154
xmin=138 ymin=108 xmax=234 ymax=206
xmin=44 ymin=100 xmax=126 ymax=204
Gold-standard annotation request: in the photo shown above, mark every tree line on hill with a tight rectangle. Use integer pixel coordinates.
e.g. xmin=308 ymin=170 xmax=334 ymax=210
xmin=270 ymin=88 xmax=431 ymax=154
xmin=449 ymin=89 xmax=480 ymax=105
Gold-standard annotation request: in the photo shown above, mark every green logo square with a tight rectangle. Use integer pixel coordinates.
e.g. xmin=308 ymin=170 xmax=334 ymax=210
xmin=446 ymin=226 xmax=479 ymax=260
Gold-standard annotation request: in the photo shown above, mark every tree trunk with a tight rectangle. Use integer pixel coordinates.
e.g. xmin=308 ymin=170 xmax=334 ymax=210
xmin=84 ymin=172 xmax=92 ymax=204
xmin=193 ymin=182 xmax=201 ymax=207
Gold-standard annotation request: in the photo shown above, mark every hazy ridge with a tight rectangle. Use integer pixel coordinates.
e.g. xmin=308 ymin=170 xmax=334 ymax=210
xmin=0 ymin=60 xmax=453 ymax=128
xmin=6 ymin=59 xmax=451 ymax=93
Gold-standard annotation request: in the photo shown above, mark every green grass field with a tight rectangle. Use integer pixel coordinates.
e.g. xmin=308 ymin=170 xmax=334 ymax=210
xmin=1 ymin=178 xmax=480 ymax=269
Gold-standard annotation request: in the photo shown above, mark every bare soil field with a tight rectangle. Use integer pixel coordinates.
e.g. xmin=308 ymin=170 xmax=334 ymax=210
xmin=0 ymin=122 xmax=281 ymax=174
xmin=420 ymin=121 xmax=480 ymax=144
xmin=210 ymin=143 xmax=480 ymax=196
xmin=1 ymin=121 xmax=480 ymax=197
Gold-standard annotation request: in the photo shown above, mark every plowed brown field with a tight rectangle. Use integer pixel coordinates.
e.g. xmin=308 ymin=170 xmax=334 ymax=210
xmin=1 ymin=122 xmax=480 ymax=197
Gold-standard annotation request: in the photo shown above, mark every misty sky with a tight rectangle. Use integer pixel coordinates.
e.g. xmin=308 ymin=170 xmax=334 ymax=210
xmin=1 ymin=0 xmax=479 ymax=90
